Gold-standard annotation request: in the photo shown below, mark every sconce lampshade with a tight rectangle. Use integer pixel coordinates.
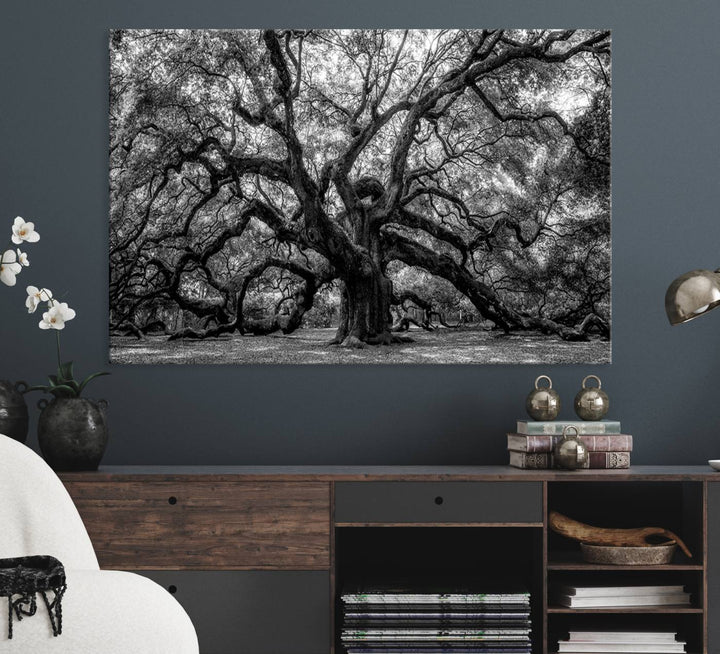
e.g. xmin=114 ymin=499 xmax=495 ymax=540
xmin=665 ymin=269 xmax=720 ymax=325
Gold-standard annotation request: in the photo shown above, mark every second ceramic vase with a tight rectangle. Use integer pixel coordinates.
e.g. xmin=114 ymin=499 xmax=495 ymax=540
xmin=37 ymin=397 xmax=109 ymax=471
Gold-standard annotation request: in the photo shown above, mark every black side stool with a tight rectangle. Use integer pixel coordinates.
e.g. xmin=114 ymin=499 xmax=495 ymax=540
xmin=0 ymin=555 xmax=66 ymax=639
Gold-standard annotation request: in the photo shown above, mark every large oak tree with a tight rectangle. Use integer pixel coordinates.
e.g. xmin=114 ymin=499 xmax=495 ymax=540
xmin=110 ymin=29 xmax=611 ymax=347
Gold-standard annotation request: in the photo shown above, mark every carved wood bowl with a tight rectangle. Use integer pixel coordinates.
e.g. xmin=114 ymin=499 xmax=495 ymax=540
xmin=580 ymin=542 xmax=677 ymax=565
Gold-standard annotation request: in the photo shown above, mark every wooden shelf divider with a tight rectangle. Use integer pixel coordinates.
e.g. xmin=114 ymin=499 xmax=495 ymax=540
xmin=547 ymin=605 xmax=704 ymax=614
xmin=547 ymin=559 xmax=703 ymax=571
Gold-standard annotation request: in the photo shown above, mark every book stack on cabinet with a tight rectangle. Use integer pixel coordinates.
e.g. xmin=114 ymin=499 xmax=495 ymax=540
xmin=557 ymin=631 xmax=687 ymax=653
xmin=552 ymin=586 xmax=691 ymax=653
xmin=507 ymin=420 xmax=632 ymax=469
xmin=340 ymin=587 xmax=532 ymax=654
xmin=552 ymin=584 xmax=691 ymax=609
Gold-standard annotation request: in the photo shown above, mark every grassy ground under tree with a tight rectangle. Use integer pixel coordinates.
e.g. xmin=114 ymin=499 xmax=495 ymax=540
xmin=110 ymin=327 xmax=610 ymax=365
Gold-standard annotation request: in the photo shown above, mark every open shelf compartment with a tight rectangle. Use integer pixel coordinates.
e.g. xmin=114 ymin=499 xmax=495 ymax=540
xmin=545 ymin=480 xmax=706 ymax=654
xmin=547 ymin=612 xmax=703 ymax=654
xmin=547 ymin=481 xmax=704 ymax=564
xmin=334 ymin=526 xmax=543 ymax=654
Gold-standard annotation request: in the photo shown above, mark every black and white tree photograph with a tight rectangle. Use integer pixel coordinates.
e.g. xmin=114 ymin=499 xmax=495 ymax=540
xmin=109 ymin=29 xmax=611 ymax=364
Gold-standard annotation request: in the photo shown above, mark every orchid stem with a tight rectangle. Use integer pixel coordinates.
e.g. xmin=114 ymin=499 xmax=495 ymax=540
xmin=56 ymin=330 xmax=62 ymax=370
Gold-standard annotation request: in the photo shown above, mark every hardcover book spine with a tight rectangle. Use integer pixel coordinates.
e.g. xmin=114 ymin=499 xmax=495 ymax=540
xmin=507 ymin=434 xmax=554 ymax=453
xmin=508 ymin=451 xmax=550 ymax=469
xmin=509 ymin=451 xmax=630 ymax=469
xmin=584 ymin=451 xmax=631 ymax=469
xmin=551 ymin=451 xmax=631 ymax=469
xmin=517 ymin=420 xmax=621 ymax=435
xmin=507 ymin=433 xmax=633 ymax=453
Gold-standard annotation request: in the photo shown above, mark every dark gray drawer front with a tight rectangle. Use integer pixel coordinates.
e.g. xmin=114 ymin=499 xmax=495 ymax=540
xmin=334 ymin=481 xmax=542 ymax=524
xmin=709 ymin=483 xmax=720 ymax=654
xmin=137 ymin=570 xmax=330 ymax=654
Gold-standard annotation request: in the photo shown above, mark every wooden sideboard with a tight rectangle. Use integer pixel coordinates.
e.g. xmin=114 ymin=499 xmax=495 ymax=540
xmin=60 ymin=466 xmax=720 ymax=654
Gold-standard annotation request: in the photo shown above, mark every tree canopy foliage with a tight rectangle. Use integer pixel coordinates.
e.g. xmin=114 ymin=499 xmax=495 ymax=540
xmin=110 ymin=29 xmax=611 ymax=348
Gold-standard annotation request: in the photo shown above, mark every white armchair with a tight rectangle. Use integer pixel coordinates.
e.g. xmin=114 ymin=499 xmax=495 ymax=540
xmin=0 ymin=434 xmax=199 ymax=653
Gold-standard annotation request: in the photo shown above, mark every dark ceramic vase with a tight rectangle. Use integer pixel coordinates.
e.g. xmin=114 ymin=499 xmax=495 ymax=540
xmin=0 ymin=380 xmax=29 ymax=443
xmin=37 ymin=397 xmax=109 ymax=471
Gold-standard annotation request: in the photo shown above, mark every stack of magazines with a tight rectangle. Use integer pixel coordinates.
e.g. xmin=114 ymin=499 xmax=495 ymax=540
xmin=557 ymin=631 xmax=686 ymax=653
xmin=552 ymin=584 xmax=691 ymax=608
xmin=340 ymin=587 xmax=532 ymax=653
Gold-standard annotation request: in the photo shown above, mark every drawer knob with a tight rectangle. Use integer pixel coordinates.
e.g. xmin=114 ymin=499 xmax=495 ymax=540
xmin=434 ymin=496 xmax=444 ymax=505
xmin=168 ymin=585 xmax=177 ymax=594
xmin=168 ymin=496 xmax=178 ymax=505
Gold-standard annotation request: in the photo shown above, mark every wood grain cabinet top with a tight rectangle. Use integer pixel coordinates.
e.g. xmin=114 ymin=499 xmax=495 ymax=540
xmin=64 ymin=480 xmax=331 ymax=570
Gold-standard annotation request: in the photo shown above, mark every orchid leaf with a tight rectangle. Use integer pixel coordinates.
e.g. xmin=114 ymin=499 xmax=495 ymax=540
xmin=49 ymin=384 xmax=77 ymax=398
xmin=58 ymin=361 xmax=74 ymax=383
xmin=26 ymin=384 xmax=51 ymax=393
xmin=78 ymin=371 xmax=110 ymax=395
xmin=48 ymin=375 xmax=58 ymax=386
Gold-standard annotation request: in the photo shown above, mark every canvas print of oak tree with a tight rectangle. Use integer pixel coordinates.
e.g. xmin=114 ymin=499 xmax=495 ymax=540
xmin=110 ymin=29 xmax=611 ymax=364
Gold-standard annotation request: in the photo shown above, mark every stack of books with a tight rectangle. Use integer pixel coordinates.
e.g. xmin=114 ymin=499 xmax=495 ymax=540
xmin=507 ymin=420 xmax=632 ymax=469
xmin=557 ymin=630 xmax=687 ymax=653
xmin=340 ymin=587 xmax=532 ymax=653
xmin=551 ymin=584 xmax=691 ymax=609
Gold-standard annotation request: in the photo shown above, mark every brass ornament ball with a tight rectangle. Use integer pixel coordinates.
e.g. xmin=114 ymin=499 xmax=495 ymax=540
xmin=554 ymin=425 xmax=589 ymax=470
xmin=574 ymin=374 xmax=609 ymax=421
xmin=525 ymin=375 xmax=561 ymax=421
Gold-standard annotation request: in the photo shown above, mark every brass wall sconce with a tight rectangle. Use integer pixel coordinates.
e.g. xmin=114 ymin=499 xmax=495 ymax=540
xmin=665 ymin=269 xmax=720 ymax=325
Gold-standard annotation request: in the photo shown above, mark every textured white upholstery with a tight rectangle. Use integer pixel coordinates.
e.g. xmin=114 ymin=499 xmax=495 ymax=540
xmin=0 ymin=569 xmax=199 ymax=653
xmin=0 ymin=435 xmax=98 ymax=569
xmin=0 ymin=434 xmax=199 ymax=653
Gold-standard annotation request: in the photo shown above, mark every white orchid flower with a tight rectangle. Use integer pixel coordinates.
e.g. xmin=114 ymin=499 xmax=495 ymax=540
xmin=0 ymin=249 xmax=22 ymax=286
xmin=11 ymin=217 xmax=40 ymax=245
xmin=16 ymin=249 xmax=29 ymax=266
xmin=39 ymin=302 xmax=76 ymax=330
xmin=26 ymin=286 xmax=53 ymax=313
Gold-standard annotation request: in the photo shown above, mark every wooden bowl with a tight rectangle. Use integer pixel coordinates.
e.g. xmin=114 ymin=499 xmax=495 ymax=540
xmin=580 ymin=542 xmax=677 ymax=565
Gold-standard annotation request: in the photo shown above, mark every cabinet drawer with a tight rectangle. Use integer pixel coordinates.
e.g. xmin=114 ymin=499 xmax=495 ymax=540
xmin=65 ymin=481 xmax=330 ymax=569
xmin=334 ymin=481 xmax=542 ymax=524
xmin=137 ymin=570 xmax=330 ymax=654
xmin=708 ymin=483 xmax=720 ymax=653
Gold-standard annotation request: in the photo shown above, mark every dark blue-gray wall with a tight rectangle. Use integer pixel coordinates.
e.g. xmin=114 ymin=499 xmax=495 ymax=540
xmin=1 ymin=0 xmax=719 ymax=465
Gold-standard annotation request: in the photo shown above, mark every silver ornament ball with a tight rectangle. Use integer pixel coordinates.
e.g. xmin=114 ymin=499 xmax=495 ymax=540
xmin=554 ymin=425 xmax=589 ymax=470
xmin=574 ymin=374 xmax=609 ymax=421
xmin=526 ymin=375 xmax=561 ymax=421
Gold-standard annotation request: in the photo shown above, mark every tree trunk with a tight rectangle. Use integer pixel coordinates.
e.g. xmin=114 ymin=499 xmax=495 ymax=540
xmin=333 ymin=267 xmax=394 ymax=347
xmin=331 ymin=217 xmax=398 ymax=347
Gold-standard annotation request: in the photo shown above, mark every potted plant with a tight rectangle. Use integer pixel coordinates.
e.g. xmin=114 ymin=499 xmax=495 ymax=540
xmin=2 ymin=216 xmax=110 ymax=470
xmin=0 ymin=217 xmax=39 ymax=443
